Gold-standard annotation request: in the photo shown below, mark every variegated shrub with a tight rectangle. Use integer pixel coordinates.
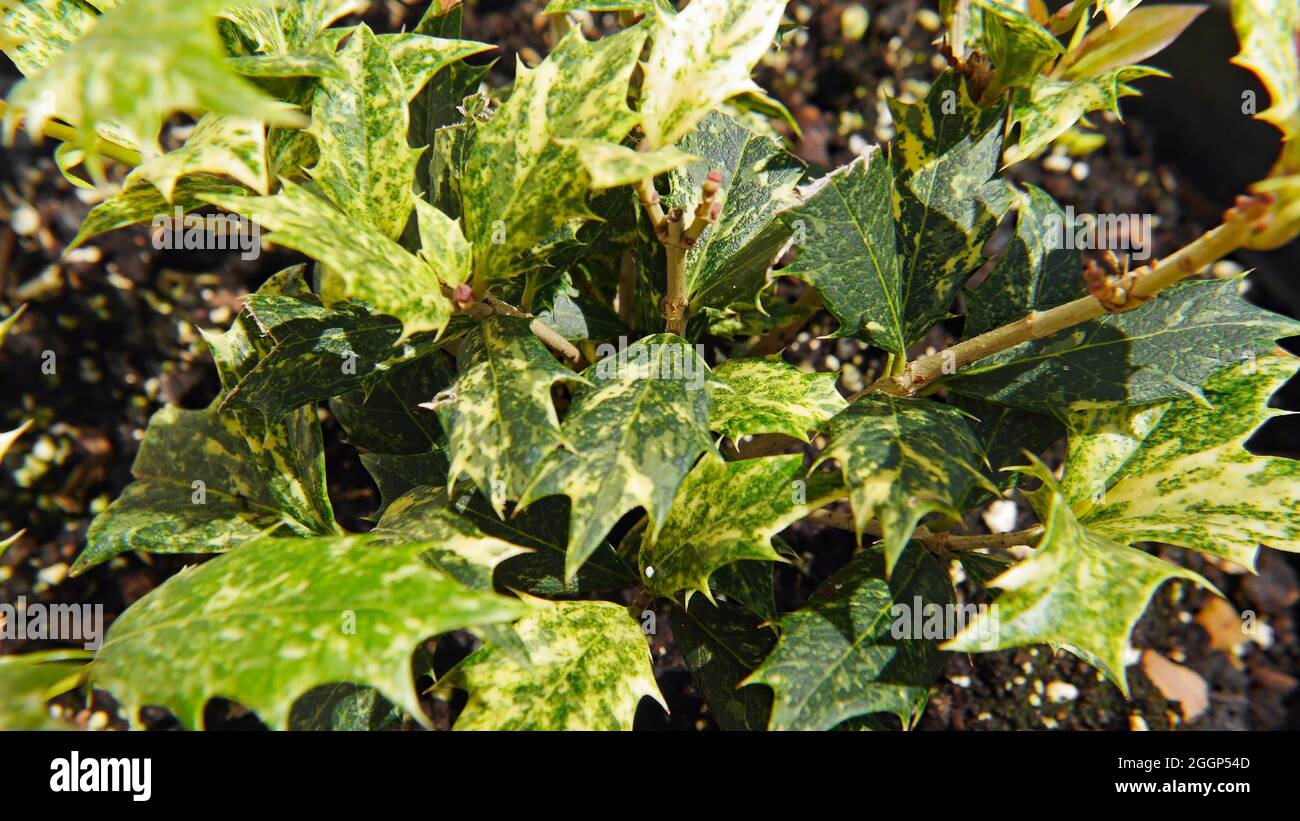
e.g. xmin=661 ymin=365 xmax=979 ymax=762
xmin=2 ymin=0 xmax=1299 ymax=731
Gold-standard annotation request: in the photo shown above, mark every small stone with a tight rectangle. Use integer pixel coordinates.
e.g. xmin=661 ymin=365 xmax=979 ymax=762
xmin=982 ymin=500 xmax=1018 ymax=534
xmin=38 ymin=562 xmax=69 ymax=587
xmin=87 ymin=711 xmax=110 ymax=731
xmin=1046 ymin=681 xmax=1079 ymax=703
xmin=11 ymin=203 xmax=40 ymax=236
xmin=1129 ymin=713 xmax=1149 ymax=731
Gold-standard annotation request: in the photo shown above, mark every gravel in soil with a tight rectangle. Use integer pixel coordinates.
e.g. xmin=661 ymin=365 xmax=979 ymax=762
xmin=2 ymin=0 xmax=1297 ymax=731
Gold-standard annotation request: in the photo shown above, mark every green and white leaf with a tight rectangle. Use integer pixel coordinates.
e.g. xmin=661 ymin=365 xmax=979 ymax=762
xmin=816 ymin=395 xmax=996 ymax=574
xmin=946 ymin=459 xmax=1212 ymax=693
xmin=890 ymin=73 xmax=1012 ymax=342
xmin=1231 ymin=0 xmax=1300 ymax=141
xmin=780 ymin=147 xmax=905 ymax=353
xmin=521 ymin=334 xmax=717 ymax=581
xmin=963 ymin=184 xmax=1081 ymax=337
xmin=638 ymin=0 xmax=786 ymax=150
xmin=381 ymin=32 xmax=493 ymax=102
xmin=8 ymin=0 xmax=300 ymax=178
xmin=125 ymin=114 xmax=269 ymax=201
xmin=308 ymin=25 xmax=422 ymax=239
xmin=434 ymin=315 xmax=580 ymax=515
xmin=372 ymin=485 xmax=532 ymax=591
xmin=638 ymin=454 xmax=846 ymax=601
xmin=564 ymin=140 xmax=697 ymax=190
xmin=436 ymin=598 xmax=664 ymax=730
xmin=69 ymin=175 xmax=246 ymax=250
xmin=0 ymin=650 xmax=90 ymax=731
xmin=1062 ymin=354 xmax=1300 ymax=570
xmin=1004 ymin=66 xmax=1165 ymax=166
xmin=91 ymin=535 xmax=531 ymax=729
xmin=74 ymin=405 xmax=315 ymax=575
xmin=709 ymin=355 xmax=846 ymax=443
xmin=463 ymin=26 xmax=645 ymax=279
xmin=665 ymin=111 xmax=805 ymax=313
xmin=744 ymin=544 xmax=954 ymax=731
xmin=946 ymin=278 xmax=1300 ymax=417
xmin=201 ymin=181 xmax=453 ymax=340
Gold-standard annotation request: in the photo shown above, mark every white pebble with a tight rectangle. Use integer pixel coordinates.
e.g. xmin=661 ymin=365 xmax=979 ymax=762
xmin=1046 ymin=681 xmax=1079 ymax=703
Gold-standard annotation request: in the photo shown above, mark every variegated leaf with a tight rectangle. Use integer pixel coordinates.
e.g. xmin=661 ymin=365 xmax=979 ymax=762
xmin=0 ymin=650 xmax=90 ymax=731
xmin=7 ymin=0 xmax=300 ymax=178
xmin=945 ymin=459 xmax=1213 ymax=693
xmin=308 ymin=24 xmax=422 ymax=239
xmin=673 ymin=597 xmax=776 ymax=731
xmin=972 ymin=0 xmax=1063 ymax=93
xmin=565 ymin=140 xmax=697 ymax=190
xmin=638 ymin=0 xmax=786 ymax=150
xmin=1096 ymin=0 xmax=1143 ymax=27
xmin=186 ymin=267 xmax=339 ymax=524
xmin=638 ymin=454 xmax=846 ymax=601
xmin=74 ymin=405 xmax=302 ymax=575
xmin=743 ymin=544 xmax=954 ymax=731
xmin=1003 ymin=66 xmax=1165 ymax=165
xmin=361 ymin=451 xmax=451 ymax=515
xmin=1063 ymin=5 xmax=1206 ymax=80
xmin=226 ymin=52 xmax=342 ymax=79
xmin=435 ymin=598 xmax=664 ymax=730
xmin=816 ymin=395 xmax=996 ymax=575
xmin=463 ymin=26 xmax=645 ymax=280
xmin=1062 ymin=355 xmax=1300 ymax=570
xmin=382 ymin=32 xmax=493 ymax=102
xmin=126 ymin=114 xmax=268 ymax=201
xmin=709 ymin=355 xmax=846 ymax=443
xmin=947 ymin=278 xmax=1300 ymax=417
xmin=372 ymin=485 xmax=532 ymax=591
xmin=780 ymin=147 xmax=905 ymax=353
xmin=963 ymin=183 xmax=1081 ymax=337
xmin=1231 ymin=0 xmax=1300 ymax=141
xmin=201 ymin=266 xmax=424 ymax=436
xmin=331 ymin=352 xmax=454 ymax=456
xmin=951 ymin=395 xmax=1065 ymax=509
xmin=665 ymin=111 xmax=805 ymax=313
xmin=440 ymin=488 xmax=637 ymax=597
xmin=201 ymin=181 xmax=453 ymax=340
xmin=520 ymin=334 xmax=717 ymax=581
xmin=69 ymin=175 xmax=247 ymax=250
xmin=434 ymin=315 xmax=579 ymax=515
xmin=413 ymin=199 xmax=471 ymax=288
xmin=410 ymin=2 xmax=492 ymax=198
xmin=544 ymin=0 xmax=675 ymax=14
xmin=0 ymin=0 xmax=109 ymax=77
xmin=891 ymin=73 xmax=1012 ymax=343
xmin=92 ymin=534 xmax=531 ymax=730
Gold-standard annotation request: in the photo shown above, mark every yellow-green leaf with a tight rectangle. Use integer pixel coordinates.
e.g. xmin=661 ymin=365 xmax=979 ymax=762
xmin=564 ymin=140 xmax=698 ymax=190
xmin=638 ymin=0 xmax=786 ymax=149
xmin=125 ymin=114 xmax=268 ymax=201
xmin=816 ymin=396 xmax=997 ymax=574
xmin=463 ymin=26 xmax=646 ymax=280
xmin=709 ymin=355 xmax=846 ymax=443
xmin=201 ymin=181 xmax=452 ymax=340
xmin=308 ymin=24 xmax=422 ymax=239
xmin=520 ymin=334 xmax=718 ymax=582
xmin=7 ymin=0 xmax=301 ymax=179
xmin=434 ymin=315 xmax=582 ymax=515
xmin=638 ymin=454 xmax=846 ymax=601
xmin=945 ymin=458 xmax=1212 ymax=694
xmin=91 ymin=535 xmax=531 ymax=729
xmin=1062 ymin=355 xmax=1300 ymax=571
xmin=435 ymin=598 xmax=664 ymax=730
